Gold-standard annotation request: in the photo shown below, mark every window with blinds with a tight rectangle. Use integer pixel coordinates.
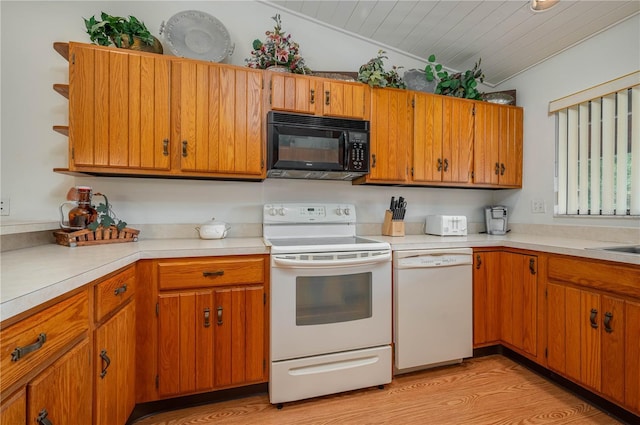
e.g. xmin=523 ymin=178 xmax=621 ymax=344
xmin=550 ymin=72 xmax=639 ymax=216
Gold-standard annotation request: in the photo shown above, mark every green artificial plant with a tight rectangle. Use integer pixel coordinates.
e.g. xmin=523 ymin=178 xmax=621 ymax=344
xmin=84 ymin=12 xmax=154 ymax=48
xmin=358 ymin=50 xmax=406 ymax=89
xmin=424 ymin=54 xmax=485 ymax=100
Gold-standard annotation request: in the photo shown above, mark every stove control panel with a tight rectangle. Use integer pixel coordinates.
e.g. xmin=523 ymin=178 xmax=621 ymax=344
xmin=263 ymin=203 xmax=356 ymax=223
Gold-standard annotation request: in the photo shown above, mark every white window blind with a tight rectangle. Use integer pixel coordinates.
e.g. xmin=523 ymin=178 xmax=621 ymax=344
xmin=551 ymin=72 xmax=639 ymax=216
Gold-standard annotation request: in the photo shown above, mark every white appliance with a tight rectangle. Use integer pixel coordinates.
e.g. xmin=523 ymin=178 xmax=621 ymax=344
xmin=264 ymin=203 xmax=392 ymax=406
xmin=425 ymin=215 xmax=467 ymax=236
xmin=393 ymin=248 xmax=473 ymax=373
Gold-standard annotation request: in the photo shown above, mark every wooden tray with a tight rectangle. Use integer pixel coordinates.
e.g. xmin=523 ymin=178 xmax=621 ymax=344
xmin=53 ymin=226 xmax=139 ymax=247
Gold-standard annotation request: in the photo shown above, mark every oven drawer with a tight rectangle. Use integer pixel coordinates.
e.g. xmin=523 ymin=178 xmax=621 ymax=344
xmin=158 ymin=257 xmax=265 ymax=290
xmin=269 ymin=345 xmax=392 ymax=404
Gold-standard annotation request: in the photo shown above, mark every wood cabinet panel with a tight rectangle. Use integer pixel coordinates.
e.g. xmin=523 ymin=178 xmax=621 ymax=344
xmin=94 ymin=301 xmax=136 ymax=425
xmin=0 ymin=388 xmax=26 ymax=424
xmin=322 ymin=80 xmax=369 ymax=120
xmin=412 ymin=93 xmax=443 ymax=183
xmin=27 ymin=339 xmax=91 ymax=425
xmin=600 ymin=295 xmax=625 ymax=404
xmin=472 ymin=251 xmax=501 ymax=346
xmin=158 ymin=257 xmax=265 ymax=290
xmin=366 ymin=88 xmax=412 ymax=183
xmin=625 ymin=301 xmax=640 ymax=414
xmin=441 ymin=97 xmax=473 ymax=183
xmin=94 ymin=265 xmax=135 ymax=322
xmin=270 ymin=73 xmax=318 ymax=114
xmin=580 ymin=291 xmax=601 ymax=391
xmin=0 ymin=291 xmax=88 ymax=395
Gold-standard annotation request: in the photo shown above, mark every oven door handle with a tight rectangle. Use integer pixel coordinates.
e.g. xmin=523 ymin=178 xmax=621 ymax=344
xmin=272 ymin=252 xmax=391 ymax=268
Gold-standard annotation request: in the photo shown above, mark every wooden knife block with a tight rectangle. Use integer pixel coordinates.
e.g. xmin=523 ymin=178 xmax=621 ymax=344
xmin=382 ymin=210 xmax=405 ymax=237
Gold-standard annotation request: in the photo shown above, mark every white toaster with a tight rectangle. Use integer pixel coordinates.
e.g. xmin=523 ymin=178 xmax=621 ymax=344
xmin=425 ymin=215 xmax=468 ymax=236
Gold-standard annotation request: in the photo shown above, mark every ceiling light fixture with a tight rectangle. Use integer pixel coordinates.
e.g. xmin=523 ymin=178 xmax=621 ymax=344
xmin=530 ymin=0 xmax=560 ymax=12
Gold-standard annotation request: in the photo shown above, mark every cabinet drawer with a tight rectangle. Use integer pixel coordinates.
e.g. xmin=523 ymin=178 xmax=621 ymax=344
xmin=158 ymin=257 xmax=265 ymax=290
xmin=0 ymin=290 xmax=88 ymax=395
xmin=94 ymin=265 xmax=135 ymax=322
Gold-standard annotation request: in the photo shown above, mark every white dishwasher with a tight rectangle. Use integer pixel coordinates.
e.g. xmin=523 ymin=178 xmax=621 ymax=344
xmin=393 ymin=248 xmax=473 ymax=374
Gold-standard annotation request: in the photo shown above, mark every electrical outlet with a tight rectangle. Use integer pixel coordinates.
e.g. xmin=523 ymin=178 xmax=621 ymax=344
xmin=531 ymin=199 xmax=545 ymax=214
xmin=0 ymin=198 xmax=9 ymax=216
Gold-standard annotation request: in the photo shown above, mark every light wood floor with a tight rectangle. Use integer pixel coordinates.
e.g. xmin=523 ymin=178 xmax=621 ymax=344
xmin=133 ymin=355 xmax=622 ymax=425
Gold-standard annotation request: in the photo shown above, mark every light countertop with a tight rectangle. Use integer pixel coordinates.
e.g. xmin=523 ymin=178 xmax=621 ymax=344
xmin=1 ymin=234 xmax=638 ymax=323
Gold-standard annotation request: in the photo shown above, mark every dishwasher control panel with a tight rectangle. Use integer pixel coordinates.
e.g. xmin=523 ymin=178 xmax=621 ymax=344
xmin=394 ymin=248 xmax=473 ymax=268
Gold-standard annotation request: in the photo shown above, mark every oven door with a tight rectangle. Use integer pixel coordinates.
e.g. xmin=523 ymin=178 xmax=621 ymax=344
xmin=269 ymin=124 xmax=346 ymax=171
xmin=270 ymin=250 xmax=392 ymax=361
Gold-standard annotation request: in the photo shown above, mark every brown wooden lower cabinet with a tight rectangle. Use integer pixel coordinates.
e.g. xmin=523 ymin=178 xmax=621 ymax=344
xmin=27 ymin=338 xmax=92 ymax=425
xmin=545 ymin=255 xmax=640 ymax=416
xmin=151 ymin=255 xmax=269 ymax=400
xmin=0 ymin=388 xmax=26 ymax=424
xmin=473 ymin=250 xmax=501 ymax=346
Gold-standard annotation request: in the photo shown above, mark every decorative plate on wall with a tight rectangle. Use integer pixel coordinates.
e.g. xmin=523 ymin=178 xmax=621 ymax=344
xmin=160 ymin=10 xmax=233 ymax=62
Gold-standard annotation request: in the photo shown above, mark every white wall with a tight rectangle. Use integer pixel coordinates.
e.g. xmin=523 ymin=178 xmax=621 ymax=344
xmin=493 ymin=14 xmax=640 ymax=228
xmin=1 ymin=1 xmax=637 ymax=231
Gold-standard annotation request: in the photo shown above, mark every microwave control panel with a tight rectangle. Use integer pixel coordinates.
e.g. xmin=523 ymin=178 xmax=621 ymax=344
xmin=347 ymin=132 xmax=369 ymax=172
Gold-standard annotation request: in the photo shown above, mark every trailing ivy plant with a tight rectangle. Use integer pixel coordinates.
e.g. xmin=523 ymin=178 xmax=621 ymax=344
xmin=84 ymin=12 xmax=154 ymax=48
xmin=358 ymin=50 xmax=407 ymax=89
xmin=424 ymin=54 xmax=485 ymax=100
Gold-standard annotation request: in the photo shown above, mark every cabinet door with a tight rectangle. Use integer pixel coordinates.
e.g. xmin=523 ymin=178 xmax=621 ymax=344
xmin=472 ymin=251 xmax=501 ymax=346
xmin=214 ymin=286 xmax=266 ymax=387
xmin=27 ymin=339 xmax=91 ymax=425
xmin=600 ymin=295 xmax=625 ymax=405
xmin=580 ymin=290 xmax=602 ymax=392
xmin=441 ymin=97 xmax=473 ymax=183
xmin=174 ymin=62 xmax=263 ymax=176
xmin=500 ymin=252 xmax=537 ymax=356
xmin=474 ymin=102 xmax=522 ymax=187
xmin=412 ymin=92 xmax=443 ymax=183
xmin=626 ymin=301 xmax=640 ymax=414
xmin=322 ymin=80 xmax=369 ymax=120
xmin=94 ymin=301 xmax=136 ymax=425
xmin=270 ymin=73 xmax=319 ymax=115
xmin=157 ymin=291 xmax=214 ymax=396
xmin=69 ymin=44 xmax=171 ymax=170
xmin=367 ymin=88 xmax=412 ymax=183
xmin=0 ymin=388 xmax=26 ymax=425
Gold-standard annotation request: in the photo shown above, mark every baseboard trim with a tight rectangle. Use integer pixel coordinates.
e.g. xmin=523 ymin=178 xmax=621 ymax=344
xmin=126 ymin=383 xmax=268 ymax=424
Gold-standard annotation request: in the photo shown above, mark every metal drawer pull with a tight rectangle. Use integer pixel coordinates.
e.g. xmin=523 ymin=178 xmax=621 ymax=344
xmin=529 ymin=258 xmax=536 ymax=275
xmin=217 ymin=306 xmax=223 ymax=325
xmin=589 ymin=308 xmax=598 ymax=329
xmin=500 ymin=163 xmax=506 ymax=176
xmin=475 ymin=254 xmax=482 ymax=269
xmin=604 ymin=312 xmax=613 ymax=333
xmin=437 ymin=158 xmax=443 ymax=172
xmin=162 ymin=139 xmax=169 ymax=156
xmin=203 ymin=270 xmax=224 ymax=278
xmin=204 ymin=308 xmax=211 ymax=328
xmin=37 ymin=408 xmax=53 ymax=425
xmin=114 ymin=284 xmax=127 ymax=296
xmin=495 ymin=162 xmax=500 ymax=175
xmin=310 ymin=89 xmax=315 ymax=104
xmin=182 ymin=140 xmax=188 ymax=157
xmin=11 ymin=333 xmax=47 ymax=361
xmin=100 ymin=349 xmax=111 ymax=378
xmin=443 ymin=158 xmax=449 ymax=172
xmin=325 ymin=90 xmax=330 ymax=105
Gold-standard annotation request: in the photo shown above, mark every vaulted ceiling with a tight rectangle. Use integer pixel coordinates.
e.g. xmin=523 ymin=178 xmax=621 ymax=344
xmin=266 ymin=1 xmax=640 ymax=86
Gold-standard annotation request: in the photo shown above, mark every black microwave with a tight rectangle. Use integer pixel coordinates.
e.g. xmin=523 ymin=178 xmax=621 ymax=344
xmin=267 ymin=111 xmax=370 ymax=180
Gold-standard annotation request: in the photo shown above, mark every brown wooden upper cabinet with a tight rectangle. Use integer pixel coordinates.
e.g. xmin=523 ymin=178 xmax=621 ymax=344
xmin=268 ymin=72 xmax=370 ymax=120
xmin=173 ymin=61 xmax=264 ymax=177
xmin=60 ymin=42 xmax=265 ymax=180
xmin=474 ymin=101 xmax=523 ymax=188
xmin=69 ymin=42 xmax=171 ymax=171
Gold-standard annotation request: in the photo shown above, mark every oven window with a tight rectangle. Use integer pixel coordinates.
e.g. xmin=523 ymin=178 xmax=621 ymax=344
xmin=296 ymin=272 xmax=372 ymax=326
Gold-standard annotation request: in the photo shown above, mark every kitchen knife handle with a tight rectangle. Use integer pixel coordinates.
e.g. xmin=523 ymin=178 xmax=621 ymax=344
xmin=203 ymin=270 xmax=224 ymax=278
